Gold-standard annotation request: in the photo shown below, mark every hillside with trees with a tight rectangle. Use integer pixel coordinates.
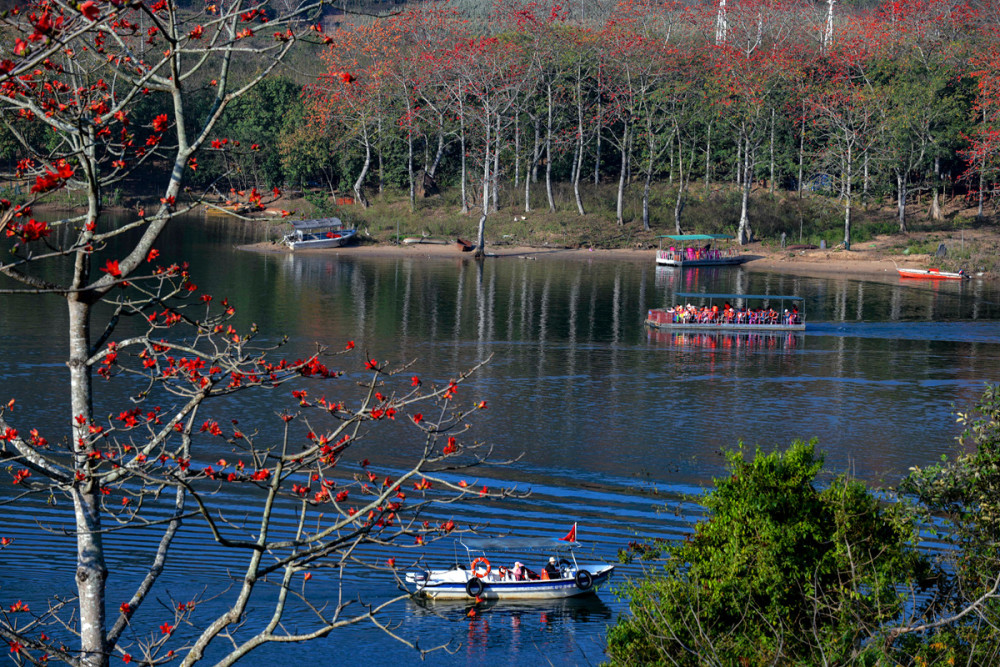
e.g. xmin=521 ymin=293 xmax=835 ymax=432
xmin=3 ymin=0 xmax=998 ymax=257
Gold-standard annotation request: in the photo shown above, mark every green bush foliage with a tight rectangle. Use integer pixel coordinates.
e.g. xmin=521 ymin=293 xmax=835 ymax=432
xmin=607 ymin=440 xmax=933 ymax=666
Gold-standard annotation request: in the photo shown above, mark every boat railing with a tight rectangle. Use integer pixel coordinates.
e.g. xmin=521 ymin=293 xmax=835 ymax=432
xmin=656 ymin=247 xmax=740 ymax=262
xmin=647 ymin=307 xmax=805 ymax=327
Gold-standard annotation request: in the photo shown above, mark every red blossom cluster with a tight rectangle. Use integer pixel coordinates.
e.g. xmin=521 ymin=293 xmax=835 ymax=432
xmin=29 ymin=160 xmax=74 ymax=194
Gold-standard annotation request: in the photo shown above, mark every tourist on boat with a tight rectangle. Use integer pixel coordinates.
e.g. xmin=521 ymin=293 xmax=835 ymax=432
xmin=512 ymin=561 xmax=525 ymax=580
xmin=543 ymin=557 xmax=561 ymax=579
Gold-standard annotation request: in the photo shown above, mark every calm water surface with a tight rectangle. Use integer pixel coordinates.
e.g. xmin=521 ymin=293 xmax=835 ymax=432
xmin=2 ymin=218 xmax=1000 ymax=665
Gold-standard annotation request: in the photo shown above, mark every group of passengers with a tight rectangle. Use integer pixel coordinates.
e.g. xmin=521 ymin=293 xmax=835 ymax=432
xmin=665 ymin=303 xmax=800 ymax=326
xmin=503 ymin=558 xmax=564 ymax=581
xmin=662 ymin=246 xmax=725 ymax=261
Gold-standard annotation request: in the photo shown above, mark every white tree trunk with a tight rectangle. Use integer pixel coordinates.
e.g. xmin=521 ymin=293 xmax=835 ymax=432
xmin=897 ymin=170 xmax=908 ymax=232
xmin=546 ymin=82 xmax=555 ymax=212
xmin=616 ymin=122 xmax=629 ymax=226
xmin=737 ymin=136 xmax=753 ymax=245
xmin=844 ymin=141 xmax=853 ymax=249
xmin=476 ymin=109 xmax=492 ymax=255
xmin=353 ymin=127 xmax=371 ymax=208
xmin=716 ymin=0 xmax=728 ymax=44
xmin=824 ymin=0 xmax=836 ymax=51
xmin=459 ymin=101 xmax=468 ymax=214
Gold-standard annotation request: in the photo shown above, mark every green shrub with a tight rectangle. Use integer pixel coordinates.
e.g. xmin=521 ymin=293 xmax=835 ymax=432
xmin=607 ymin=440 xmax=933 ymax=666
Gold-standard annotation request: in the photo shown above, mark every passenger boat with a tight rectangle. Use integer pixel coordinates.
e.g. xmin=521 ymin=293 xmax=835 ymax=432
xmin=897 ymin=267 xmax=968 ymax=281
xmin=645 ymin=292 xmax=806 ymax=332
xmin=281 ymin=217 xmax=357 ymax=250
xmin=404 ymin=525 xmax=614 ymax=601
xmin=656 ymin=234 xmax=745 ymax=267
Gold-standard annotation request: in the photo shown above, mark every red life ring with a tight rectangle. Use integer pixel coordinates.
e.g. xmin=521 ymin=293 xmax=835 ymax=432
xmin=471 ymin=557 xmax=491 ymax=578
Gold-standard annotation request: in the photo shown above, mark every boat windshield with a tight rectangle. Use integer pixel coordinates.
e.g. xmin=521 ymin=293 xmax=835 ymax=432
xmin=290 ymin=217 xmax=344 ymax=232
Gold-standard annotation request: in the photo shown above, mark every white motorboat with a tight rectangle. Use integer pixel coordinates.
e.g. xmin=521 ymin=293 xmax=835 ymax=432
xmin=281 ymin=217 xmax=357 ymax=250
xmin=405 ymin=526 xmax=614 ymax=601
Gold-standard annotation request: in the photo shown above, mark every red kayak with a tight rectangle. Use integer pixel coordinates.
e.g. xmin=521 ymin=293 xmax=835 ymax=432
xmin=897 ymin=267 xmax=968 ymax=280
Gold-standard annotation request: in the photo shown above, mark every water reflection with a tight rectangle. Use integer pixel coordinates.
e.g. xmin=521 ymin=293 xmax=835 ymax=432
xmin=647 ymin=328 xmax=802 ymax=352
xmin=407 ymin=595 xmax=614 ymax=664
xmin=4 ymin=216 xmax=1000 ymax=666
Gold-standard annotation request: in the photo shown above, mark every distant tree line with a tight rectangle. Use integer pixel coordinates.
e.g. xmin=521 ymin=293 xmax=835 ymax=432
xmin=5 ymin=0 xmax=997 ymax=250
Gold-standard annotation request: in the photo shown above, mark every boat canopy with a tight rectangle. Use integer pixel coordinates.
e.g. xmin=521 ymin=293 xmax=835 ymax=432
xmin=674 ymin=292 xmax=804 ymax=302
xmin=290 ymin=217 xmax=344 ymax=231
xmin=656 ymin=234 xmax=734 ymax=241
xmin=460 ymin=537 xmax=580 ymax=552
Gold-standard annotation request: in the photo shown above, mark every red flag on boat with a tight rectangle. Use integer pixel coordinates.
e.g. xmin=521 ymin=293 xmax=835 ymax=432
xmin=560 ymin=523 xmax=577 ymax=542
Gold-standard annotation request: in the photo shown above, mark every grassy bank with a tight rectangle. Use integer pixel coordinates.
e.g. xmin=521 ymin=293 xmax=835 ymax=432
xmin=288 ymin=181 xmax=998 ymax=274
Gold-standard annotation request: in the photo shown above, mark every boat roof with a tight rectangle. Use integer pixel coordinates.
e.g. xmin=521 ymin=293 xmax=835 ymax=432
xmin=675 ymin=292 xmax=804 ymax=302
xmin=656 ymin=234 xmax=734 ymax=240
xmin=290 ymin=217 xmax=344 ymax=230
xmin=460 ymin=537 xmax=580 ymax=552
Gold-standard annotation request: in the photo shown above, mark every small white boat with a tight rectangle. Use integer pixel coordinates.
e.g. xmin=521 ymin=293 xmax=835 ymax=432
xmin=897 ymin=267 xmax=968 ymax=281
xmin=282 ymin=218 xmax=357 ymax=250
xmin=646 ymin=292 xmax=806 ymax=332
xmin=656 ymin=234 xmax=744 ymax=267
xmin=405 ymin=526 xmax=614 ymax=601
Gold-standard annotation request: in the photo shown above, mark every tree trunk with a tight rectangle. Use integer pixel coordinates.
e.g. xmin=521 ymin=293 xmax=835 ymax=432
xmin=492 ymin=111 xmax=501 ymax=213
xmin=406 ymin=103 xmax=415 ymax=213
xmin=594 ymin=97 xmax=602 ymax=186
xmin=704 ymin=120 xmax=712 ymax=191
xmin=737 ymin=135 xmax=753 ymax=245
xmin=616 ymin=122 xmax=629 ymax=226
xmin=531 ymin=116 xmax=541 ymax=184
xmin=353 ymin=127 xmax=371 ymax=208
xmin=476 ymin=109 xmax=491 ymax=256
xmin=862 ymin=150 xmax=869 ymax=201
xmin=514 ymin=112 xmax=520 ymax=189
xmin=896 ymin=170 xmax=907 ymax=233
xmin=844 ymin=141 xmax=853 ymax=250
xmin=769 ymin=107 xmax=775 ymax=195
xmin=68 ymin=293 xmax=110 ymax=667
xmin=930 ymin=156 xmax=942 ymax=221
xmin=642 ymin=119 xmax=655 ymax=232
xmin=674 ymin=137 xmax=686 ymax=233
xmin=545 ymin=82 xmax=555 ymax=212
xmin=797 ymin=108 xmax=805 ymax=199
xmin=735 ymin=137 xmax=742 ymax=186
xmin=376 ymin=115 xmax=384 ymax=195
xmin=459 ymin=101 xmax=468 ymax=214
xmin=428 ymin=111 xmax=445 ymax=180
xmin=573 ymin=72 xmax=586 ymax=216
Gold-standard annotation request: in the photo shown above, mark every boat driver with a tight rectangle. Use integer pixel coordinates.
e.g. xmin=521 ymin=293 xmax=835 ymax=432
xmin=543 ymin=557 xmax=561 ymax=579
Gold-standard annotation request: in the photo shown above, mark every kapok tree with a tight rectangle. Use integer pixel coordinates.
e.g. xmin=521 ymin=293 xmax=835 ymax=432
xmin=0 ymin=1 xmax=512 ymax=665
xmin=308 ymin=21 xmax=401 ymax=209
xmin=702 ymin=0 xmax=799 ymax=245
xmin=431 ymin=32 xmax=526 ymax=256
xmin=808 ymin=15 xmax=886 ymax=249
xmin=963 ymin=36 xmax=1000 ymax=218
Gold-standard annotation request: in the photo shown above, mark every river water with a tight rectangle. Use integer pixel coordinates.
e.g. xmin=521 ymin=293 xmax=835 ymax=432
xmin=2 ymin=217 xmax=1000 ymax=665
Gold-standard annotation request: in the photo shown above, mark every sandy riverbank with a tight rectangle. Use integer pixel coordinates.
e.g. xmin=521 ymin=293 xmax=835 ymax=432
xmin=240 ymin=239 xmax=928 ymax=280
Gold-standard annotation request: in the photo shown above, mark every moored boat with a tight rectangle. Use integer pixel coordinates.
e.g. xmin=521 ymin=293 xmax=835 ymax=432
xmin=897 ymin=267 xmax=967 ymax=281
xmin=281 ymin=217 xmax=357 ymax=250
xmin=405 ymin=526 xmax=614 ymax=601
xmin=656 ymin=234 xmax=744 ymax=267
xmin=645 ymin=292 xmax=806 ymax=332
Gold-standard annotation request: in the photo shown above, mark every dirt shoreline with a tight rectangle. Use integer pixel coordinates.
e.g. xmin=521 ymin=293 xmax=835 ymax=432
xmin=240 ymin=239 xmax=934 ymax=280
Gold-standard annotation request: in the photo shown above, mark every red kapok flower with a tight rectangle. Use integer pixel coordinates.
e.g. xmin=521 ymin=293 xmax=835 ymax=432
xmin=79 ymin=1 xmax=100 ymax=21
xmin=100 ymin=259 xmax=122 ymax=278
